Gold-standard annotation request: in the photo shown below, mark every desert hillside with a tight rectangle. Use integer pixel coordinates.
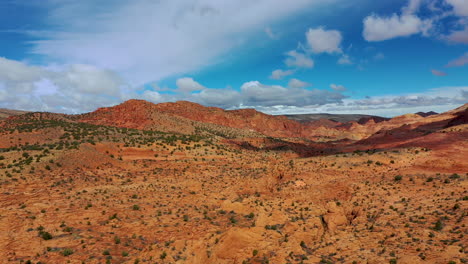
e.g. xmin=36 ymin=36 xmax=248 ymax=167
xmin=0 ymin=109 xmax=29 ymax=120
xmin=0 ymin=101 xmax=467 ymax=264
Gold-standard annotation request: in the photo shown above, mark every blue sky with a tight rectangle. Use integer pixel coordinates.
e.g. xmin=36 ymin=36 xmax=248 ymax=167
xmin=0 ymin=0 xmax=467 ymax=116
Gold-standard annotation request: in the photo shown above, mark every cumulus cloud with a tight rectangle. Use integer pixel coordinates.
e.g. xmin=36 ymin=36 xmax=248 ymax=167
xmin=288 ymin=78 xmax=310 ymax=88
xmin=363 ymin=14 xmax=431 ymax=41
xmin=191 ymin=88 xmax=242 ymax=108
xmin=0 ymin=57 xmax=124 ymax=113
xmin=240 ymin=81 xmax=345 ymax=107
xmin=446 ymin=52 xmax=468 ymax=67
xmin=363 ymin=0 xmax=433 ymax=41
xmin=281 ymin=26 xmax=344 ymax=70
xmin=284 ymin=50 xmax=314 ymax=68
xmin=270 ymin=69 xmax=295 ymax=80
xmin=176 ymin=77 xmax=205 ymax=92
xmin=306 ymin=27 xmax=342 ymax=54
xmin=146 ymin=80 xmax=343 ymax=109
xmin=330 ymin=84 xmax=347 ymax=91
xmin=140 ymin=90 xmax=165 ymax=103
xmin=431 ymin=69 xmax=447 ymax=76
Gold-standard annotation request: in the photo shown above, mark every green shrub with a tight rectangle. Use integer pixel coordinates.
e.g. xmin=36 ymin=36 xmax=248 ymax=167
xmin=433 ymin=220 xmax=443 ymax=231
xmin=40 ymin=231 xmax=53 ymax=240
xmin=62 ymin=248 xmax=73 ymax=256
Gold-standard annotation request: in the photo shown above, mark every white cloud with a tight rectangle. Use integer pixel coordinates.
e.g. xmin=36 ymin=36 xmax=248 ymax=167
xmin=270 ymin=69 xmax=295 ymax=80
xmin=192 ymin=88 xmax=242 ymax=108
xmin=259 ymin=86 xmax=468 ymax=117
xmin=325 ymin=86 xmax=468 ymax=116
xmin=337 ymin=54 xmax=353 ymax=65
xmin=147 ymin=80 xmax=344 ymax=109
xmin=445 ymin=26 xmax=468 ymax=44
xmin=288 ymin=78 xmax=310 ymax=88
xmin=363 ymin=14 xmax=431 ymax=41
xmin=176 ymin=77 xmax=205 ymax=92
xmin=446 ymin=0 xmax=468 ymax=16
xmin=1 ymin=57 xmax=465 ymax=117
xmin=402 ymin=0 xmax=423 ymax=15
xmin=28 ymin=0 xmax=336 ymax=86
xmin=330 ymin=83 xmax=346 ymax=91
xmin=363 ymin=0 xmax=434 ymax=41
xmin=0 ymin=57 xmax=346 ymax=112
xmin=285 ymin=50 xmax=314 ymax=68
xmin=306 ymin=27 xmax=342 ymax=54
xmin=53 ymin=64 xmax=123 ymax=96
xmin=0 ymin=57 xmax=43 ymax=92
xmin=0 ymin=57 xmax=124 ymax=113
xmin=141 ymin=90 xmax=164 ymax=103
xmin=240 ymin=81 xmax=345 ymax=107
xmin=362 ymin=0 xmax=468 ymax=44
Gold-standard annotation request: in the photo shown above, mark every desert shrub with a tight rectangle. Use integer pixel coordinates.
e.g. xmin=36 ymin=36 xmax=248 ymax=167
xmin=433 ymin=220 xmax=443 ymax=231
xmin=40 ymin=231 xmax=53 ymax=240
xmin=62 ymin=248 xmax=73 ymax=256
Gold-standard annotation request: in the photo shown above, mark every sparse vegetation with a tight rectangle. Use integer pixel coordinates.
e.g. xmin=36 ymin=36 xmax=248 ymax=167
xmin=0 ymin=101 xmax=466 ymax=264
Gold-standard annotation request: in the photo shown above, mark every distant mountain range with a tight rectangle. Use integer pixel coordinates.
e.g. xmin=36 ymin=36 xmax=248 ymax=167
xmin=283 ymin=113 xmax=389 ymax=124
